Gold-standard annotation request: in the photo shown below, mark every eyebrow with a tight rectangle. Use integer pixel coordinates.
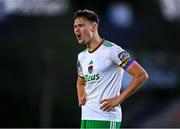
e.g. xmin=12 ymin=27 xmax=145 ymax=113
xmin=74 ymin=23 xmax=84 ymax=27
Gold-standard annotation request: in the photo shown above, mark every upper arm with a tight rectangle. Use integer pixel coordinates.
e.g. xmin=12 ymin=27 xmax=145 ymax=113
xmin=125 ymin=61 xmax=148 ymax=79
xmin=77 ymin=76 xmax=86 ymax=86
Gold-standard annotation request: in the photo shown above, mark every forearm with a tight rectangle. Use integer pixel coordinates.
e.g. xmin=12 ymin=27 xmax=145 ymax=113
xmin=117 ymin=73 xmax=148 ymax=104
xmin=77 ymin=84 xmax=86 ymax=99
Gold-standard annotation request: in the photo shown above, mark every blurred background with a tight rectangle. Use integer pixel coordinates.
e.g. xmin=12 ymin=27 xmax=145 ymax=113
xmin=0 ymin=0 xmax=180 ymax=128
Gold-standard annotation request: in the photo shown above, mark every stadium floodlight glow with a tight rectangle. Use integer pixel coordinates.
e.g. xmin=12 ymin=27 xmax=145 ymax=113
xmin=160 ymin=0 xmax=180 ymax=21
xmin=3 ymin=0 xmax=70 ymax=16
xmin=107 ymin=2 xmax=134 ymax=28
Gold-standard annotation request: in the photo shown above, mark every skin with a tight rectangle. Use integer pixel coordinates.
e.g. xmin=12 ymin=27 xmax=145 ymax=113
xmin=100 ymin=61 xmax=149 ymax=111
xmin=74 ymin=16 xmax=149 ymax=110
xmin=74 ymin=17 xmax=102 ymax=51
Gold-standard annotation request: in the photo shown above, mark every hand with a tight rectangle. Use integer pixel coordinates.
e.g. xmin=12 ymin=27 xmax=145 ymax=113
xmin=79 ymin=95 xmax=87 ymax=107
xmin=100 ymin=96 xmax=120 ymax=112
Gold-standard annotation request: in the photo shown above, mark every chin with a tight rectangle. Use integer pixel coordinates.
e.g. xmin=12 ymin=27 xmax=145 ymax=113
xmin=78 ymin=40 xmax=86 ymax=44
xmin=78 ymin=41 xmax=83 ymax=44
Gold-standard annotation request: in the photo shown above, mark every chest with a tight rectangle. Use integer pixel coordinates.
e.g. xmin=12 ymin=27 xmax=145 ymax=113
xmin=81 ymin=51 xmax=114 ymax=75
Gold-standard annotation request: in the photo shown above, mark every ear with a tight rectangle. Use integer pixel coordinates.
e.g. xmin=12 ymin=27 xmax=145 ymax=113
xmin=92 ymin=23 xmax=97 ymax=32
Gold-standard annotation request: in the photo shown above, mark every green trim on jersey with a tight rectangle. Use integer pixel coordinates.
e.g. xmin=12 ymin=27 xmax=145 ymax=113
xmin=81 ymin=120 xmax=121 ymax=129
xmin=82 ymin=48 xmax=88 ymax=52
xmin=103 ymin=41 xmax=114 ymax=47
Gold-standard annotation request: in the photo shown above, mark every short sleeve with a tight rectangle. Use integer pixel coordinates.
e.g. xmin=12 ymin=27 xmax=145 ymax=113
xmin=110 ymin=45 xmax=134 ymax=70
xmin=77 ymin=58 xmax=84 ymax=77
xmin=110 ymin=45 xmax=130 ymax=65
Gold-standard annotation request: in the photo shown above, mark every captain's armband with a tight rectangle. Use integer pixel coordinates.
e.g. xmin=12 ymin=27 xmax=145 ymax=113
xmin=119 ymin=57 xmax=134 ymax=70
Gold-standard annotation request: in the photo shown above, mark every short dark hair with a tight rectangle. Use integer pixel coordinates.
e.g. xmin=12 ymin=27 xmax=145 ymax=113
xmin=74 ymin=9 xmax=99 ymax=24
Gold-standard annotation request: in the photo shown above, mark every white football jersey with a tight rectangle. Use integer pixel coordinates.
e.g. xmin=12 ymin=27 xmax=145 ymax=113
xmin=77 ymin=40 xmax=132 ymax=122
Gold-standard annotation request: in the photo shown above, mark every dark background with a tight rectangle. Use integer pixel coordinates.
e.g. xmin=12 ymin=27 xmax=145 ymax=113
xmin=0 ymin=0 xmax=180 ymax=128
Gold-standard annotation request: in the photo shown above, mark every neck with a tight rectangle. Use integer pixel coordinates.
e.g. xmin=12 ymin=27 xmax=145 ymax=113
xmin=86 ymin=35 xmax=103 ymax=52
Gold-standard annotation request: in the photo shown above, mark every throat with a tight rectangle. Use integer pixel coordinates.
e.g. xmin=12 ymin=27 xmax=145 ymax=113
xmin=87 ymin=39 xmax=104 ymax=53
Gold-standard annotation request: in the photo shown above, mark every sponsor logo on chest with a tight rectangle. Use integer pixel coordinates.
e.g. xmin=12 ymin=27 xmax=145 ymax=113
xmin=85 ymin=60 xmax=100 ymax=83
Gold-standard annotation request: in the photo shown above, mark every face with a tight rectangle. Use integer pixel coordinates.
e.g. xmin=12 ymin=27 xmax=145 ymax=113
xmin=74 ymin=17 xmax=95 ymax=44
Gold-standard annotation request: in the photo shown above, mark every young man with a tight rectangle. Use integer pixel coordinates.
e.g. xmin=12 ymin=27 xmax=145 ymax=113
xmin=74 ymin=9 xmax=149 ymax=129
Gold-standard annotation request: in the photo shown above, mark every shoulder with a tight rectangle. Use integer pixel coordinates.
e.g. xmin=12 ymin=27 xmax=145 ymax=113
xmin=102 ymin=40 xmax=115 ymax=47
xmin=102 ymin=40 xmax=124 ymax=52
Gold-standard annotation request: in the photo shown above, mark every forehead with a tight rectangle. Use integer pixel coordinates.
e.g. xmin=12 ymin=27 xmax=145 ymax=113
xmin=74 ymin=17 xmax=90 ymax=25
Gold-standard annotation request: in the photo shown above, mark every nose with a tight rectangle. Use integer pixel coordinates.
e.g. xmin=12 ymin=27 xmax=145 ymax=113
xmin=74 ymin=27 xmax=79 ymax=33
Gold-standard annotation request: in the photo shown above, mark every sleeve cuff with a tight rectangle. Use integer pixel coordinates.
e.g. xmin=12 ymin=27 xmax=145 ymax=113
xmin=78 ymin=74 xmax=84 ymax=78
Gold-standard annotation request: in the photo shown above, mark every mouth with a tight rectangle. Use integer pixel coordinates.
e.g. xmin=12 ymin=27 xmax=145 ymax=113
xmin=76 ymin=33 xmax=81 ymax=41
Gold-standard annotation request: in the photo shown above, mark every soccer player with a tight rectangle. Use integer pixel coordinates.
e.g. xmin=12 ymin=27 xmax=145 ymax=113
xmin=74 ymin=9 xmax=149 ymax=129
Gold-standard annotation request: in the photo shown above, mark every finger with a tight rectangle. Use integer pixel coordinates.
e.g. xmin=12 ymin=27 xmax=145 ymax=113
xmin=79 ymin=101 xmax=85 ymax=106
xmin=81 ymin=98 xmax=86 ymax=105
xmin=79 ymin=99 xmax=85 ymax=106
xmin=80 ymin=102 xmax=85 ymax=106
xmin=100 ymin=102 xmax=110 ymax=110
xmin=102 ymin=104 xmax=113 ymax=112
xmin=81 ymin=100 xmax=86 ymax=105
xmin=81 ymin=96 xmax=86 ymax=101
xmin=106 ymin=106 xmax=113 ymax=112
xmin=100 ymin=99 xmax=108 ymax=104
xmin=102 ymin=104 xmax=111 ymax=111
xmin=80 ymin=97 xmax=86 ymax=103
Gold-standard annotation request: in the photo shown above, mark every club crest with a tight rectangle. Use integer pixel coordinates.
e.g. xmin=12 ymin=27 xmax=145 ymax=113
xmin=88 ymin=60 xmax=93 ymax=74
